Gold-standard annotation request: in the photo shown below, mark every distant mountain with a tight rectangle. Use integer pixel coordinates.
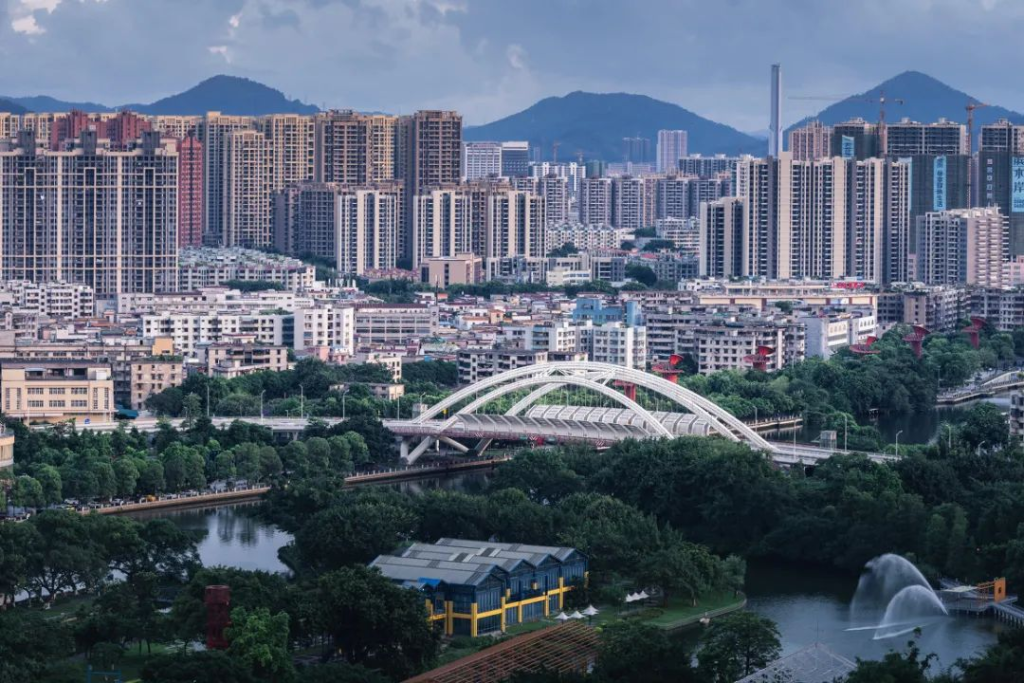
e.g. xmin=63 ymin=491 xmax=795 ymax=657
xmin=466 ymin=91 xmax=766 ymax=160
xmin=786 ymin=71 xmax=1024 ymax=146
xmin=4 ymin=95 xmax=112 ymax=113
xmin=130 ymin=75 xmax=318 ymax=116
xmin=0 ymin=98 xmax=27 ymax=115
xmin=2 ymin=75 xmax=318 ymax=116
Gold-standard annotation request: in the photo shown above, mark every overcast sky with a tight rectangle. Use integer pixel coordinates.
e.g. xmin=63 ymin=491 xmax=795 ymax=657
xmin=3 ymin=0 xmax=1023 ymax=130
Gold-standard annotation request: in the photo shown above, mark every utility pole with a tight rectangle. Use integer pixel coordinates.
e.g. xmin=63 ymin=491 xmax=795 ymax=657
xmin=206 ymin=382 xmax=210 ymax=418
xmin=299 ymin=384 xmax=305 ymax=420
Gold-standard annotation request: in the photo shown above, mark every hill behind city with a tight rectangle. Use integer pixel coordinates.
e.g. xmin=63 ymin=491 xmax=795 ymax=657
xmin=465 ymin=91 xmax=769 ymax=160
xmin=786 ymin=70 xmax=1024 ymax=146
xmin=2 ymin=75 xmax=319 ymax=116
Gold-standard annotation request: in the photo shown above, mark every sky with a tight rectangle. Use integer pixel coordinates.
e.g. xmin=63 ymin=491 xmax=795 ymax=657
xmin=3 ymin=0 xmax=1024 ymax=131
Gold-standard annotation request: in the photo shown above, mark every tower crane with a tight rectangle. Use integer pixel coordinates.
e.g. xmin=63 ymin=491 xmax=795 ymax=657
xmin=790 ymin=91 xmax=905 ymax=154
xmin=966 ymin=102 xmax=990 ymax=207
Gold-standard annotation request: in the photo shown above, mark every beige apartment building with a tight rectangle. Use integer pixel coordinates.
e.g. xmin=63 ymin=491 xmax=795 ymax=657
xmin=1 ymin=361 xmax=114 ymax=424
xmin=130 ymin=357 xmax=185 ymax=410
xmin=204 ymin=342 xmax=289 ymax=378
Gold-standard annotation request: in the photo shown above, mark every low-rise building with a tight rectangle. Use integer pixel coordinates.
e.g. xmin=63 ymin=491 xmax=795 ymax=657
xmin=353 ymin=304 xmax=439 ymax=345
xmin=590 ymin=322 xmax=647 ymax=369
xmin=371 ymin=538 xmax=588 ymax=637
xmin=130 ymin=357 xmax=185 ymax=410
xmin=202 ymin=341 xmax=290 ymax=378
xmin=1 ymin=360 xmax=114 ymax=424
xmin=457 ymin=348 xmax=548 ymax=384
xmin=422 ymin=255 xmax=483 ymax=287
xmin=798 ymin=310 xmax=877 ymax=359
xmin=178 ymin=247 xmax=316 ymax=291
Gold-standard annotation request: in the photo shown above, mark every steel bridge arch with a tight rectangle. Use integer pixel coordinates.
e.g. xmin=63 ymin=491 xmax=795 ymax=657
xmin=412 ymin=361 xmax=776 ymax=453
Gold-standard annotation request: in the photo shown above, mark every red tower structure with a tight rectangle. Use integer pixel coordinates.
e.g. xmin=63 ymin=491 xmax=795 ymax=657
xmin=205 ymin=584 xmax=231 ymax=650
xmin=743 ymin=346 xmax=775 ymax=372
xmin=651 ymin=354 xmax=685 ymax=384
xmin=849 ymin=335 xmax=881 ymax=356
xmin=903 ymin=326 xmax=930 ymax=358
xmin=613 ymin=381 xmax=637 ymax=401
xmin=961 ymin=317 xmax=986 ymax=349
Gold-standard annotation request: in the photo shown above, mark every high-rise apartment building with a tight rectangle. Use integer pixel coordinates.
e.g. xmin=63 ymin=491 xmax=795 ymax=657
xmin=151 ymin=116 xmax=202 ymax=141
xmin=621 ymin=137 xmax=651 ymax=163
xmin=413 ymin=187 xmax=473 ymax=268
xmin=223 ymin=130 xmax=272 ymax=248
xmin=106 ymin=110 xmax=151 ymax=150
xmin=259 ymin=114 xmax=315 ymax=192
xmin=980 ymin=120 xmax=1024 ymax=255
xmin=699 ymin=198 xmax=748 ymax=277
xmin=0 ymin=130 xmax=178 ymax=296
xmin=611 ymin=176 xmax=652 ymax=231
xmin=462 ymin=141 xmax=502 ymax=180
xmin=788 ymin=121 xmax=832 ymax=162
xmin=769 ymin=64 xmax=782 ymax=158
xmin=513 ymin=175 xmax=569 ymax=227
xmin=734 ymin=154 xmax=910 ymax=283
xmin=579 ymin=177 xmax=613 ymax=225
xmin=830 ymin=119 xmax=880 ymax=160
xmin=655 ymin=175 xmax=731 ymax=220
xmin=500 ymin=141 xmax=530 ymax=178
xmin=656 ymin=130 xmax=689 ymax=173
xmin=482 ymin=188 xmax=546 ymax=260
xmin=402 ymin=111 xmax=463 ymax=261
xmin=677 ymin=155 xmax=740 ymax=178
xmin=200 ymin=113 xmax=255 ymax=245
xmin=179 ymin=135 xmax=204 ymax=247
xmin=335 ymin=184 xmax=402 ymax=275
xmin=314 ymin=110 xmax=399 ymax=185
xmin=917 ymin=208 xmax=1008 ymax=288
xmin=885 ymin=118 xmax=967 ymax=156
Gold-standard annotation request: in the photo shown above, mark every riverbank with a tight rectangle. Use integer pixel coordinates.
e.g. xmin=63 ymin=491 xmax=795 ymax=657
xmin=92 ymin=456 xmax=510 ymax=516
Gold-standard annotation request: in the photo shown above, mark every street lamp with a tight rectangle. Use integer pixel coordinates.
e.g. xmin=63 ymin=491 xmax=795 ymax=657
xmin=977 ymin=440 xmax=987 ymax=456
xmin=342 ymin=388 xmax=350 ymax=420
xmin=843 ymin=414 xmax=849 ymax=452
xmin=299 ymin=384 xmax=305 ymax=420
xmin=260 ymin=390 xmax=266 ymax=424
xmin=895 ymin=430 xmax=903 ymax=458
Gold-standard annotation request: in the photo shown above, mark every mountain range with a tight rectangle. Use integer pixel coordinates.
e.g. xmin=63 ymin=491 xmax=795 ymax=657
xmin=2 ymin=71 xmax=1022 ymax=157
xmin=784 ymin=71 xmax=1024 ymax=143
xmin=0 ymin=76 xmax=318 ymax=116
xmin=465 ymin=91 xmax=767 ymax=158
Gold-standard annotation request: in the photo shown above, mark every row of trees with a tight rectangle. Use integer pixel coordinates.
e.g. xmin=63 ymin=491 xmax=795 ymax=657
xmin=3 ymin=414 xmax=385 ymax=507
xmin=144 ymin=358 xmax=459 ymax=423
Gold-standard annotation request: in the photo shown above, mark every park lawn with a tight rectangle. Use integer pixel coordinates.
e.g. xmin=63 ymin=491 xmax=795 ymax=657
xmin=630 ymin=590 xmax=743 ymax=629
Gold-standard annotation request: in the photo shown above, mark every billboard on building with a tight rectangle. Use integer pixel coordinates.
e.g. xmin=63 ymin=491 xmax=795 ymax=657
xmin=1013 ymin=157 xmax=1024 ymax=213
xmin=841 ymin=136 xmax=855 ymax=159
xmin=933 ymin=155 xmax=947 ymax=211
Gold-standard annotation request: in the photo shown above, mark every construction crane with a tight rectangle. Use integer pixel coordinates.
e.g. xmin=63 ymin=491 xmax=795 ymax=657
xmin=966 ymin=102 xmax=990 ymax=207
xmin=790 ymin=91 xmax=905 ymax=154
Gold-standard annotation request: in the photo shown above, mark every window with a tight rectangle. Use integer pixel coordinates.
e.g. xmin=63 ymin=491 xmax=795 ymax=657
xmin=71 ymin=400 xmax=87 ymax=408
xmin=27 ymin=387 xmax=43 ymax=395
xmin=28 ymin=400 xmax=43 ymax=408
xmin=49 ymin=387 xmax=65 ymax=395
xmin=49 ymin=400 xmax=65 ymax=408
xmin=71 ymin=387 xmax=88 ymax=395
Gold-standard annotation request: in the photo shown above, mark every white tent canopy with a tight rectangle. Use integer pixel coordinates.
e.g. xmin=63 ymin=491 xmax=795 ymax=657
xmin=554 ymin=611 xmax=570 ymax=621
xmin=583 ymin=605 xmax=599 ymax=616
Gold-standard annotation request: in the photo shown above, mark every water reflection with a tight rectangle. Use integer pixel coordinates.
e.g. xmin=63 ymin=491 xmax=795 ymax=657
xmin=745 ymin=561 xmax=1001 ymax=670
xmin=134 ymin=503 xmax=292 ymax=574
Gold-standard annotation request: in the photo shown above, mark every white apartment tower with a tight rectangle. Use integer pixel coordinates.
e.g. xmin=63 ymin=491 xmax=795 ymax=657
xmin=656 ymin=130 xmax=689 ymax=173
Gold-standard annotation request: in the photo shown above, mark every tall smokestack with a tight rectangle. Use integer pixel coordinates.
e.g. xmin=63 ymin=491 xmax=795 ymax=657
xmin=769 ymin=64 xmax=782 ymax=157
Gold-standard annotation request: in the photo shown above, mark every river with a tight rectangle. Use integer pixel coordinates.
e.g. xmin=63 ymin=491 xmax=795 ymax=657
xmin=139 ymin=470 xmax=1001 ymax=669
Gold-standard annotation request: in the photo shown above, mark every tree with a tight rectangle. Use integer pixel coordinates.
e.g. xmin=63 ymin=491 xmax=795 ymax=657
xmin=137 ymin=459 xmax=165 ymax=494
xmin=641 ymin=239 xmax=676 ymax=252
xmin=141 ymin=650 xmax=257 ymax=683
xmin=637 ymin=540 xmax=719 ymax=607
xmin=296 ymin=663 xmax=393 ymax=683
xmin=591 ymin=621 xmax=697 ymax=683
xmin=0 ymin=609 xmax=75 ymax=682
xmin=310 ymin=566 xmax=438 ymax=679
xmin=12 ymin=475 xmax=44 ymax=509
xmin=720 ymin=555 xmax=747 ymax=597
xmin=225 ymin=606 xmax=294 ymax=682
xmin=490 ymin=449 xmax=582 ymax=503
xmin=845 ymin=639 xmax=933 ymax=683
xmin=625 ymin=263 xmax=657 ymax=287
xmin=113 ymin=457 xmax=140 ymax=497
xmin=547 ymin=242 xmax=579 ymax=258
xmin=22 ymin=510 xmax=107 ymax=603
xmin=958 ymin=627 xmax=1024 ymax=683
xmin=32 ymin=465 xmax=62 ymax=505
xmin=697 ymin=612 xmax=782 ymax=682
xmin=960 ymin=402 xmax=1010 ymax=450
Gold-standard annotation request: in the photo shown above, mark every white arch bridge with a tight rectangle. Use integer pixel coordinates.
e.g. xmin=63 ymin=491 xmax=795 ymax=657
xmin=385 ymin=362 xmax=893 ymax=466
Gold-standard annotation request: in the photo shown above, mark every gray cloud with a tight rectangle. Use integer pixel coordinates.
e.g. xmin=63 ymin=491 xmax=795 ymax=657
xmin=3 ymin=0 xmax=1024 ymax=129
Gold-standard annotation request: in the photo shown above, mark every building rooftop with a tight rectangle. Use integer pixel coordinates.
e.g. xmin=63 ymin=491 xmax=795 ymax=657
xmin=735 ymin=643 xmax=856 ymax=683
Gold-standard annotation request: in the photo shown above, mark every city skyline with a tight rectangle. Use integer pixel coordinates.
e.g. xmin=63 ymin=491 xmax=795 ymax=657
xmin=4 ymin=0 xmax=1024 ymax=131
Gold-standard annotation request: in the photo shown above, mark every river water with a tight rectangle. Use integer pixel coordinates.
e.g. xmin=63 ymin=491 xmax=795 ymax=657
xmin=140 ymin=468 xmax=1002 ymax=669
